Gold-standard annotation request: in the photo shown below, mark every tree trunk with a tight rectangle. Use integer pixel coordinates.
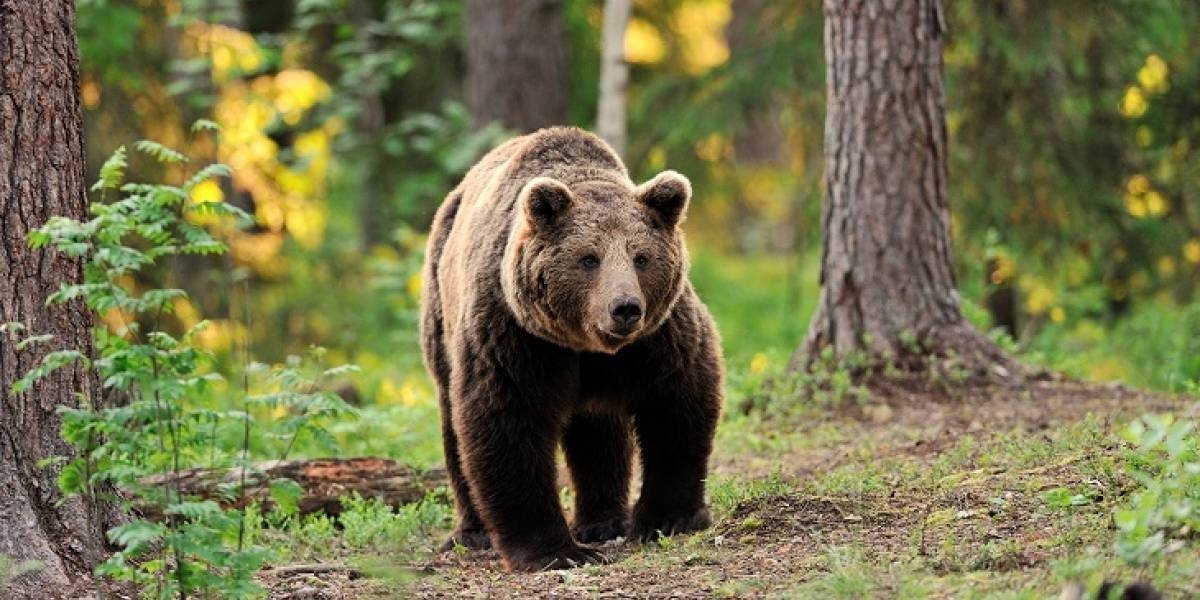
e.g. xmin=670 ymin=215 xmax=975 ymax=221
xmin=796 ymin=0 xmax=1013 ymax=376
xmin=0 ymin=1 xmax=114 ymax=596
xmin=464 ymin=0 xmax=569 ymax=132
xmin=596 ymin=0 xmax=631 ymax=157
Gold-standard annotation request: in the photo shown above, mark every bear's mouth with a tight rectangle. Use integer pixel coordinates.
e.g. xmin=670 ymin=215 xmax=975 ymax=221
xmin=593 ymin=327 xmax=639 ymax=353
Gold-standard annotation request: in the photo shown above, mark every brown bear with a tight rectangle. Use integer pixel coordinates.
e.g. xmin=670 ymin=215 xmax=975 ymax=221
xmin=419 ymin=127 xmax=723 ymax=572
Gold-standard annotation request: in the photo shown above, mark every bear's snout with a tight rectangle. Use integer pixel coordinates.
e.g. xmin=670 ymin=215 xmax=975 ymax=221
xmin=608 ymin=296 xmax=644 ymax=335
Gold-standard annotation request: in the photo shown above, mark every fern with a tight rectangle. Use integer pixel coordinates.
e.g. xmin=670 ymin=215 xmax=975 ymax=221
xmin=14 ymin=140 xmax=359 ymax=598
xmin=133 ymin=139 xmax=187 ymax=164
xmin=190 ymin=119 xmax=221 ymax=135
xmin=91 ymin=145 xmax=128 ymax=192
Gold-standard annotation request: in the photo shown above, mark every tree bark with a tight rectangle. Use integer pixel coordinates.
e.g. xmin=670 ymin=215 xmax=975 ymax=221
xmin=0 ymin=1 xmax=113 ymax=596
xmin=464 ymin=0 xmax=569 ymax=132
xmin=596 ymin=0 xmax=631 ymax=157
xmin=797 ymin=0 xmax=1013 ymax=376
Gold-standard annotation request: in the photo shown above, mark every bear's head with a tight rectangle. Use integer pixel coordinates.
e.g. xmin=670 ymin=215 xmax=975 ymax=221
xmin=501 ymin=171 xmax=692 ymax=354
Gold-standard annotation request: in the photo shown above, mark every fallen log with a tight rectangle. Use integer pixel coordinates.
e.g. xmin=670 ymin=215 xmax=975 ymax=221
xmin=138 ymin=457 xmax=448 ymax=520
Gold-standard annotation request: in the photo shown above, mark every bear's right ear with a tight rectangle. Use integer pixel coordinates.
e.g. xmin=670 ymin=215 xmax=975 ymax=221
xmin=519 ymin=177 xmax=574 ymax=230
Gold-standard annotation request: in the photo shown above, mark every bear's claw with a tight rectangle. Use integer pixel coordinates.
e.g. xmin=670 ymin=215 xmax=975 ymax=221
xmin=508 ymin=542 xmax=609 ymax=572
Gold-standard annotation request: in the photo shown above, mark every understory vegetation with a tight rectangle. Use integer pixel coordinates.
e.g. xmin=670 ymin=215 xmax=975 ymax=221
xmin=5 ymin=143 xmax=1197 ymax=598
xmin=4 ymin=1 xmax=1199 ymax=597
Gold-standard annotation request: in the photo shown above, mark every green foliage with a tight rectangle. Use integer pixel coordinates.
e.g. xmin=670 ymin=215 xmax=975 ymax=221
xmin=12 ymin=138 xmax=355 ymax=598
xmin=1042 ymin=487 xmax=1097 ymax=512
xmin=1113 ymin=411 xmax=1200 ymax=566
xmin=257 ymin=491 xmax=452 ymax=566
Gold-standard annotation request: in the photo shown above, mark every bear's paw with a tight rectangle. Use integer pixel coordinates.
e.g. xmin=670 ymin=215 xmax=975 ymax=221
xmin=630 ymin=504 xmax=712 ymax=542
xmin=572 ymin=515 xmax=628 ymax=544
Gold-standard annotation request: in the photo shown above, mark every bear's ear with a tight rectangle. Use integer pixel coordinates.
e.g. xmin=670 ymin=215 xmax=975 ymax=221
xmin=637 ymin=170 xmax=691 ymax=228
xmin=519 ymin=177 xmax=574 ymax=230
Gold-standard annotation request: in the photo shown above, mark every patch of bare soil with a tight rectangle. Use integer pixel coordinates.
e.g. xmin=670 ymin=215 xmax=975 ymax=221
xmin=265 ymin=378 xmax=1189 ymax=599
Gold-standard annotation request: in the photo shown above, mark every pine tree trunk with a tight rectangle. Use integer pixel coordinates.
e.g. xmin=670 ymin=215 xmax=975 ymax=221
xmin=464 ymin=0 xmax=569 ymax=132
xmin=797 ymin=0 xmax=1013 ymax=376
xmin=596 ymin=0 xmax=631 ymax=157
xmin=0 ymin=1 xmax=113 ymax=595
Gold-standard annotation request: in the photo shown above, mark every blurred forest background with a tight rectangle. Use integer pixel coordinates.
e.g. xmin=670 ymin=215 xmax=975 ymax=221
xmin=75 ymin=0 xmax=1199 ymax=462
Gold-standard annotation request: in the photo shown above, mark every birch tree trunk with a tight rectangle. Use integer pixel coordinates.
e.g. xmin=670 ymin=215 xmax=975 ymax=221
xmin=464 ymin=0 xmax=569 ymax=132
xmin=0 ymin=1 xmax=115 ymax=596
xmin=797 ymin=0 xmax=1014 ymax=376
xmin=596 ymin=0 xmax=631 ymax=157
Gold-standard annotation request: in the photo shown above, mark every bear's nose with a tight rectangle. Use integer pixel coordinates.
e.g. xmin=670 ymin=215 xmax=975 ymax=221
xmin=609 ymin=298 xmax=643 ymax=332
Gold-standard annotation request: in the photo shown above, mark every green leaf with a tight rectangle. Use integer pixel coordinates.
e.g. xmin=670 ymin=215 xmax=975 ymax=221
xmin=133 ymin=140 xmax=187 ymax=164
xmin=269 ymin=478 xmax=303 ymax=517
xmin=106 ymin=520 xmax=166 ymax=551
xmin=190 ymin=119 xmax=221 ymax=134
xmin=91 ymin=146 xmax=127 ymax=191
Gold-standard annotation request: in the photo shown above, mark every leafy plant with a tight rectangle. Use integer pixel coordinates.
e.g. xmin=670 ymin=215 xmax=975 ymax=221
xmin=10 ymin=135 xmax=355 ymax=598
xmin=1113 ymin=412 xmax=1200 ymax=566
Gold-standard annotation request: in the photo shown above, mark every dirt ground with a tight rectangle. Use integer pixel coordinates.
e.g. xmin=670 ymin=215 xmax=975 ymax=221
xmin=261 ymin=377 xmax=1196 ymax=599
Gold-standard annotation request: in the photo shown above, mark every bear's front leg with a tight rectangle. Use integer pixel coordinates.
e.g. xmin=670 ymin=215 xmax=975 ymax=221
xmin=454 ymin=371 xmax=607 ymax=571
xmin=630 ymin=331 xmax=722 ymax=542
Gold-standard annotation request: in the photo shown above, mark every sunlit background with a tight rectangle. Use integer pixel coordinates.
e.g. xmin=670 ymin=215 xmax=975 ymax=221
xmin=76 ymin=0 xmax=1200 ymax=460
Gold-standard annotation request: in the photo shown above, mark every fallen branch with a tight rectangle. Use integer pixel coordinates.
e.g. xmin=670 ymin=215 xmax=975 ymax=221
xmin=262 ymin=563 xmax=362 ymax=578
xmin=137 ymin=457 xmax=448 ymax=520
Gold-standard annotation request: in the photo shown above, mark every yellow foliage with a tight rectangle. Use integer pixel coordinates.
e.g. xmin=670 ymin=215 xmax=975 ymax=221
xmin=1122 ymin=176 xmax=1167 ymax=219
xmin=1183 ymin=239 xmax=1200 ymax=264
xmin=198 ymin=24 xmax=264 ymax=82
xmin=190 ymin=179 xmax=224 ymax=204
xmin=230 ymin=232 xmax=288 ymax=279
xmin=749 ymin=352 xmax=768 ymax=375
xmin=1023 ymin=280 xmax=1054 ymax=315
xmin=1156 ymin=256 xmax=1176 ymax=277
xmin=172 ymin=298 xmax=202 ymax=329
xmin=272 ymin=69 xmax=332 ymax=125
xmin=673 ymin=0 xmax=731 ymax=74
xmin=1123 ymin=193 xmax=1146 ymax=218
xmin=646 ymin=145 xmax=667 ymax=171
xmin=1137 ymin=54 xmax=1169 ymax=94
xmin=378 ymin=376 xmax=423 ymax=407
xmin=1050 ymin=307 xmax=1066 ymax=324
xmin=1143 ymin=190 xmax=1167 ymax=216
xmin=1126 ymin=174 xmax=1150 ymax=195
xmin=1119 ymin=85 xmax=1147 ymax=118
xmin=695 ymin=133 xmax=729 ymax=163
xmin=406 ymin=273 xmax=423 ymax=299
xmin=194 ymin=319 xmax=246 ymax=353
xmin=990 ymin=255 xmax=1016 ymax=285
xmin=81 ymin=79 xmax=102 ymax=109
xmin=625 ymin=18 xmax=666 ymax=64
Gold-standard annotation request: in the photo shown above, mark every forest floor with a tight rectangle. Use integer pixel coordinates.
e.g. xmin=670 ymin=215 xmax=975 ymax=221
xmin=260 ymin=377 xmax=1200 ymax=599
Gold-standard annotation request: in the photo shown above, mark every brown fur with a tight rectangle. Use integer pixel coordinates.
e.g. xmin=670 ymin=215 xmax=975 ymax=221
xmin=420 ymin=127 xmax=723 ymax=571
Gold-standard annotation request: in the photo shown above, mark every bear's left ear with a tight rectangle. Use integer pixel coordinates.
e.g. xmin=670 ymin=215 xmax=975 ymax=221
xmin=519 ymin=177 xmax=574 ymax=230
xmin=637 ymin=170 xmax=691 ymax=228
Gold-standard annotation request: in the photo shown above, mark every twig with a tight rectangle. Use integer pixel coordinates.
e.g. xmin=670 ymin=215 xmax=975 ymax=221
xmin=262 ymin=563 xmax=363 ymax=578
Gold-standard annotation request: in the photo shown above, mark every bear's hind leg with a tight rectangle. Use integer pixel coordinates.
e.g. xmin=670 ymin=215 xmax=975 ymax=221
xmin=563 ymin=412 xmax=631 ymax=543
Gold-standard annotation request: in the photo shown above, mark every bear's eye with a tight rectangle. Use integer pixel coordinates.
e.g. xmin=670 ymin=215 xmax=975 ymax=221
xmin=634 ymin=255 xmax=650 ymax=270
xmin=580 ymin=254 xmax=601 ymax=270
